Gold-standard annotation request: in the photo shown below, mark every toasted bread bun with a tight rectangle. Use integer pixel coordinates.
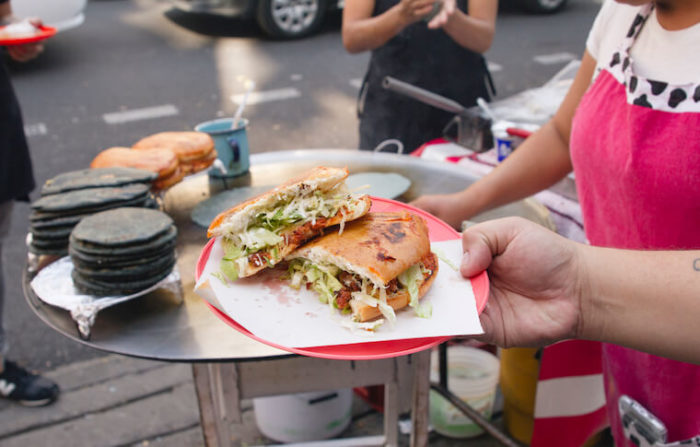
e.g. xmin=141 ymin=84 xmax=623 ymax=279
xmin=350 ymin=252 xmax=438 ymax=322
xmin=133 ymin=132 xmax=215 ymax=162
xmin=152 ymin=165 xmax=185 ymax=190
xmin=288 ymin=212 xmax=431 ymax=287
xmin=233 ymin=196 xmax=371 ymax=278
xmin=182 ymin=148 xmax=217 ymax=175
xmin=90 ymin=147 xmax=179 ymax=178
xmin=208 ymin=166 xmax=359 ymax=238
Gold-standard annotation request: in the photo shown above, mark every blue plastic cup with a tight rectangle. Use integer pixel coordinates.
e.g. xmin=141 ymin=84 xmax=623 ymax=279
xmin=195 ymin=118 xmax=250 ymax=178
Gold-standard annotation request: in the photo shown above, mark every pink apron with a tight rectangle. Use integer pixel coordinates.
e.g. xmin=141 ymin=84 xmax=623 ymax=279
xmin=545 ymin=4 xmax=700 ymax=446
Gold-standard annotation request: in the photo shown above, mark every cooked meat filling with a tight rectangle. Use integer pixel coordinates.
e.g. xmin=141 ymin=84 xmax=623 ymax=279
xmin=328 ymin=254 xmax=435 ymax=311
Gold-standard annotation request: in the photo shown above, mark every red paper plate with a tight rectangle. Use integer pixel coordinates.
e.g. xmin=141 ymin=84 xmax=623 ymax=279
xmin=0 ymin=25 xmax=56 ymax=46
xmin=196 ymin=196 xmax=489 ymax=360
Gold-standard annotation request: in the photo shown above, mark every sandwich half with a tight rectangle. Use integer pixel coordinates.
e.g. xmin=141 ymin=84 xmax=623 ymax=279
xmin=208 ymin=166 xmax=371 ymax=280
xmin=285 ymin=212 xmax=438 ymax=326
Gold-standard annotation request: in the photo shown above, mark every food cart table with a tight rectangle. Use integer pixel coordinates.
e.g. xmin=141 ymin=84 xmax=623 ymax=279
xmin=23 ymin=149 xmax=545 ymax=447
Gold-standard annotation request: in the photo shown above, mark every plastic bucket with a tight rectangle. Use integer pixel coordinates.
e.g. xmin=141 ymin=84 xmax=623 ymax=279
xmin=500 ymin=347 xmax=540 ymax=444
xmin=429 ymin=346 xmax=500 ymax=438
xmin=253 ymin=389 xmax=353 ymax=443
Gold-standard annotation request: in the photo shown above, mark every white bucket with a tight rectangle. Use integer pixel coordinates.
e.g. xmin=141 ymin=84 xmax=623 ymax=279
xmin=253 ymin=389 xmax=353 ymax=443
xmin=429 ymin=346 xmax=500 ymax=438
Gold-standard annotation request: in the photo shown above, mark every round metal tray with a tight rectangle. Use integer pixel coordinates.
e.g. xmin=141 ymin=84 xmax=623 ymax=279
xmin=24 ymin=150 xmax=550 ymax=362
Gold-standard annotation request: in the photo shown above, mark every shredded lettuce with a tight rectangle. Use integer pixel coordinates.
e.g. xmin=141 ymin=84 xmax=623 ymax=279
xmin=432 ymin=248 xmax=459 ymax=271
xmin=212 ymin=271 xmax=228 ymax=284
xmin=220 ymin=258 xmax=239 ymax=282
xmin=285 ymin=256 xmax=431 ymax=329
xmin=248 ymin=188 xmax=351 ymax=236
xmin=221 ymin=237 xmax=243 ymax=260
xmin=398 ymin=264 xmax=422 ymax=309
xmin=352 ymin=292 xmax=397 ymax=324
xmin=415 ymin=302 xmax=433 ymax=319
xmin=289 ymin=270 xmax=304 ymax=289
xmin=341 ymin=319 xmax=385 ymax=332
xmin=238 ymin=227 xmax=283 ymax=250
xmin=218 ymin=188 xmax=361 ymax=281
xmin=287 ymin=259 xmax=342 ymax=307
xmin=397 ymin=263 xmax=433 ymax=319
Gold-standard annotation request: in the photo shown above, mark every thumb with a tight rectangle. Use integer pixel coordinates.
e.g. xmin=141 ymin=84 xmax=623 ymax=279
xmin=460 ymin=228 xmax=494 ymax=278
xmin=460 ymin=217 xmax=525 ymax=278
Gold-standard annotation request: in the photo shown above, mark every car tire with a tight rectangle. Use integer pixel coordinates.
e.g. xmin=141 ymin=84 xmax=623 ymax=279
xmin=256 ymin=0 xmax=328 ymax=39
xmin=522 ymin=0 xmax=568 ymax=14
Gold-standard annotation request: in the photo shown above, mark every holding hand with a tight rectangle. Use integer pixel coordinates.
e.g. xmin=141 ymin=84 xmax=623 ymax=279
xmin=459 ymin=217 xmax=700 ymax=364
xmin=410 ymin=191 xmax=472 ymax=230
xmin=460 ymin=217 xmax=584 ymax=348
xmin=426 ymin=0 xmax=457 ymax=29
xmin=398 ymin=0 xmax=444 ymax=25
xmin=3 ymin=18 xmax=44 ymax=62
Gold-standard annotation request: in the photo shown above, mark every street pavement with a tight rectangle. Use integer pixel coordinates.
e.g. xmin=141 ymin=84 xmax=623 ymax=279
xmin=0 ymin=354 xmax=514 ymax=447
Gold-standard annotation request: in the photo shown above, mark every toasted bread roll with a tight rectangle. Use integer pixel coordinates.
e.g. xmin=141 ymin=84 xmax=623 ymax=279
xmin=209 ymin=166 xmax=371 ymax=279
xmin=133 ymin=131 xmax=215 ymax=162
xmin=90 ymin=147 xmax=179 ymax=179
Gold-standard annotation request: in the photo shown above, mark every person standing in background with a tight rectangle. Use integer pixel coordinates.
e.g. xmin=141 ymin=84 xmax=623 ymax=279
xmin=412 ymin=0 xmax=700 ymax=445
xmin=342 ymin=0 xmax=497 ymax=153
xmin=0 ymin=0 xmax=60 ymax=406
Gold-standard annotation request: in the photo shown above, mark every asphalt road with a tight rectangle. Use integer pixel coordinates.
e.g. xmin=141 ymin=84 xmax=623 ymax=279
xmin=5 ymin=0 xmax=600 ymax=370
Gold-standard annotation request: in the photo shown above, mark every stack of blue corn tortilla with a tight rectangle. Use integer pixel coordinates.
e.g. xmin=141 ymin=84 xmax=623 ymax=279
xmin=29 ymin=168 xmax=158 ymax=257
xmin=69 ymin=207 xmax=177 ymax=296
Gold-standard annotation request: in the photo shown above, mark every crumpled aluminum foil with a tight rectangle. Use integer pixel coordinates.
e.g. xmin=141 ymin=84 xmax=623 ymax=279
xmin=30 ymin=256 xmax=183 ymax=339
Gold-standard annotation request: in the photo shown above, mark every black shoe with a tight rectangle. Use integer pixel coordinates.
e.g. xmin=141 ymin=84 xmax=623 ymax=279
xmin=0 ymin=360 xmax=60 ymax=407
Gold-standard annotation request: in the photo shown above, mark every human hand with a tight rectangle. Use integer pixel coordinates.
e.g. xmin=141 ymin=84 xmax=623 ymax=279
xmin=410 ymin=192 xmax=471 ymax=230
xmin=426 ymin=0 xmax=456 ymax=29
xmin=460 ymin=217 xmax=585 ymax=348
xmin=4 ymin=18 xmax=44 ymax=62
xmin=398 ymin=0 xmax=441 ymax=25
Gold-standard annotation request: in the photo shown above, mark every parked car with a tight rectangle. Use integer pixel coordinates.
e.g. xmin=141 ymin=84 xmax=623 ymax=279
xmin=171 ymin=0 xmax=342 ymax=39
xmin=522 ymin=0 xmax=568 ymax=14
xmin=172 ymin=0 xmax=568 ymax=39
xmin=11 ymin=0 xmax=87 ymax=33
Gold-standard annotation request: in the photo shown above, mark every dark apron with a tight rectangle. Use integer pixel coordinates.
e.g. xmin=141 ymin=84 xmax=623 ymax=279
xmin=358 ymin=0 xmax=493 ymax=152
xmin=0 ymin=55 xmax=35 ymax=203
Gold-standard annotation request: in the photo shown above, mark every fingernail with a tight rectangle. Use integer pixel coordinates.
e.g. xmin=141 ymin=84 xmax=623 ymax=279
xmin=460 ymin=251 xmax=470 ymax=271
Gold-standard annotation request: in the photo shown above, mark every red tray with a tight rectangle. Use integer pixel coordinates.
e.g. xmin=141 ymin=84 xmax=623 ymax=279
xmin=196 ymin=197 xmax=489 ymax=360
xmin=0 ymin=25 xmax=56 ymax=46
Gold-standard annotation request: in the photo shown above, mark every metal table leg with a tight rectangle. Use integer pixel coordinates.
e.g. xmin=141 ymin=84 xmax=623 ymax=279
xmin=192 ymin=355 xmax=428 ymax=447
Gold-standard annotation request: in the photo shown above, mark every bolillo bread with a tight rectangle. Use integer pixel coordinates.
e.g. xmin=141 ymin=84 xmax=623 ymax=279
xmin=209 ymin=166 xmax=371 ymax=280
xmin=285 ymin=212 xmax=438 ymax=323
xmin=289 ymin=211 xmax=430 ymax=286
xmin=132 ymin=131 xmax=215 ymax=163
xmin=209 ymin=166 xmax=357 ymax=238
xmin=90 ymin=147 xmax=179 ymax=179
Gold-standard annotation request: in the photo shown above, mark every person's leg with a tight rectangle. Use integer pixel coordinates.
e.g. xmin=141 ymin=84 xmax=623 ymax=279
xmin=0 ymin=200 xmax=59 ymax=406
xmin=0 ymin=200 xmax=12 ymax=358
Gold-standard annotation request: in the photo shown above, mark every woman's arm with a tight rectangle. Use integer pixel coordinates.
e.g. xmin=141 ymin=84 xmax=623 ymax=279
xmin=439 ymin=0 xmax=498 ymax=54
xmin=411 ymin=50 xmax=597 ymax=229
xmin=579 ymin=246 xmax=700 ymax=365
xmin=342 ymin=0 xmax=443 ymax=53
xmin=460 ymin=217 xmax=700 ymax=365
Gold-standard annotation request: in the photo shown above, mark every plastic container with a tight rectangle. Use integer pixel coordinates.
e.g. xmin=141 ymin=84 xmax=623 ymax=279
xmin=495 ymin=132 xmax=514 ymax=162
xmin=429 ymin=346 xmax=501 ymax=438
xmin=499 ymin=347 xmax=540 ymax=444
xmin=253 ymin=389 xmax=353 ymax=443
